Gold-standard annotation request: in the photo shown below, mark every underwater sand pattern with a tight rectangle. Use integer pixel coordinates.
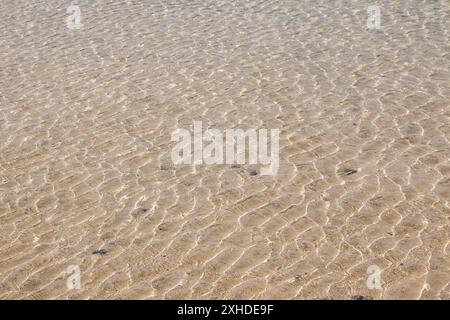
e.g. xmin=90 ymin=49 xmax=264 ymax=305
xmin=0 ymin=0 xmax=449 ymax=299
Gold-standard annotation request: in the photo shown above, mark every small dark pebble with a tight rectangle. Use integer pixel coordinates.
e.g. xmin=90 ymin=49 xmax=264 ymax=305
xmin=230 ymin=164 xmax=241 ymax=169
xmin=338 ymin=168 xmax=358 ymax=176
xmin=142 ymin=208 xmax=149 ymax=212
xmin=351 ymin=295 xmax=373 ymax=300
xmin=249 ymin=170 xmax=258 ymax=176
xmin=92 ymin=249 xmax=108 ymax=256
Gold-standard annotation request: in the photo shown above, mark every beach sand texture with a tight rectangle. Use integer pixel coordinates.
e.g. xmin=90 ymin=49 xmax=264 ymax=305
xmin=0 ymin=0 xmax=449 ymax=299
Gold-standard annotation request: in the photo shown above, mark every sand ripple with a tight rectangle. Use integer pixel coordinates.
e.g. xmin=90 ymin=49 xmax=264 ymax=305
xmin=0 ymin=0 xmax=449 ymax=299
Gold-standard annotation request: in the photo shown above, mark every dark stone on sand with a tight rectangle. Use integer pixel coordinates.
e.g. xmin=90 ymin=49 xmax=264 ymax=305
xmin=338 ymin=168 xmax=358 ymax=176
xmin=231 ymin=164 xmax=241 ymax=168
xmin=142 ymin=208 xmax=149 ymax=212
xmin=92 ymin=249 xmax=108 ymax=256
xmin=351 ymin=295 xmax=373 ymax=300
xmin=249 ymin=170 xmax=258 ymax=176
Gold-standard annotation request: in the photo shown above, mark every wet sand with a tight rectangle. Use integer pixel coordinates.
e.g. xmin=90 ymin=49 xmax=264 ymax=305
xmin=0 ymin=0 xmax=449 ymax=299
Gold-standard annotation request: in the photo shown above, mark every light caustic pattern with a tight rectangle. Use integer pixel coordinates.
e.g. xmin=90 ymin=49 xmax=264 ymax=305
xmin=0 ymin=0 xmax=449 ymax=299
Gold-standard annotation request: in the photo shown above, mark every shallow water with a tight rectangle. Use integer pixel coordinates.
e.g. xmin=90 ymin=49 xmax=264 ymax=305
xmin=0 ymin=0 xmax=449 ymax=299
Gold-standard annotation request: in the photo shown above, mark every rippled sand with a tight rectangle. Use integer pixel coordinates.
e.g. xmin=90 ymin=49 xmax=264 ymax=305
xmin=0 ymin=0 xmax=449 ymax=300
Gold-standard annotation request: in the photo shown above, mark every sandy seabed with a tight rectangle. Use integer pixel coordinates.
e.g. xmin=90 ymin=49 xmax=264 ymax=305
xmin=0 ymin=0 xmax=449 ymax=299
